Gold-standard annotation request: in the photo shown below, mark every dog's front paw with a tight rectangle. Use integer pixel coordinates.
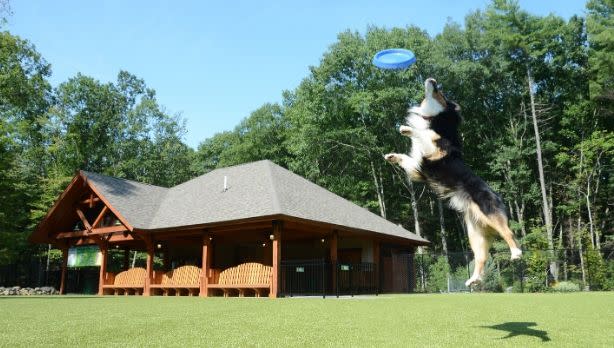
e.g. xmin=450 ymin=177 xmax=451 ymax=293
xmin=384 ymin=153 xmax=401 ymax=164
xmin=399 ymin=125 xmax=413 ymax=137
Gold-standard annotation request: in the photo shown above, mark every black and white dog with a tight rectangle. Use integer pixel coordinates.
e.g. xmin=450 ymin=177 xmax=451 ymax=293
xmin=385 ymin=78 xmax=522 ymax=287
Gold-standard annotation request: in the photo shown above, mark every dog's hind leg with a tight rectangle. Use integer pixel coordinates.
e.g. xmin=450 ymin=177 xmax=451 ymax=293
xmin=464 ymin=213 xmax=490 ymax=287
xmin=468 ymin=203 xmax=522 ymax=261
xmin=486 ymin=212 xmax=522 ymax=260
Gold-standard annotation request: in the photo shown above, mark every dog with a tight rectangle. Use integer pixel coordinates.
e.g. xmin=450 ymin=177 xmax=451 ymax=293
xmin=385 ymin=78 xmax=522 ymax=287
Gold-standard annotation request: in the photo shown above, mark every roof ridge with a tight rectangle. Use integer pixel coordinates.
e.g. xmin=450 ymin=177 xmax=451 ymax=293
xmin=264 ymin=160 xmax=283 ymax=214
xmin=170 ymin=159 xmax=273 ymax=190
xmin=81 ymin=170 xmax=168 ymax=190
xmin=144 ymin=189 xmax=171 ymax=229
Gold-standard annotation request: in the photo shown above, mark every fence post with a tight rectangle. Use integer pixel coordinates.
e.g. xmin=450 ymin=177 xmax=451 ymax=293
xmin=375 ymin=262 xmax=379 ymax=296
xmin=585 ymin=248 xmax=591 ymax=291
xmin=421 ymin=253 xmax=425 ymax=292
xmin=322 ymin=259 xmax=326 ymax=299
xmin=350 ymin=264 xmax=354 ymax=297
xmin=336 ymin=262 xmax=339 ymax=298
xmin=520 ymin=259 xmax=524 ymax=293
xmin=288 ymin=263 xmax=292 ymax=298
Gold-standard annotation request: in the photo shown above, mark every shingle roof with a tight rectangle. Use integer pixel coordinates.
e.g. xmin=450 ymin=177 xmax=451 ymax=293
xmin=83 ymin=160 xmax=428 ymax=244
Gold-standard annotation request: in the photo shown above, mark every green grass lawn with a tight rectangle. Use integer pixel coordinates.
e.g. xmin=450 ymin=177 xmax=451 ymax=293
xmin=1 ymin=293 xmax=612 ymax=347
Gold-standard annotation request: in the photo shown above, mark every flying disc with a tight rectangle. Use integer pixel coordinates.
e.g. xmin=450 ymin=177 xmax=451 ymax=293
xmin=372 ymin=48 xmax=416 ymax=70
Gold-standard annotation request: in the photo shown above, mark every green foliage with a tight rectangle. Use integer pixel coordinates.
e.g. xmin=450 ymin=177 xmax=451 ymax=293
xmin=523 ymin=251 xmax=550 ymax=292
xmin=586 ymin=0 xmax=614 ymax=100
xmin=1 ymin=0 xmax=612 ymax=281
xmin=523 ymin=229 xmax=549 ymax=250
xmin=586 ymin=249 xmax=609 ymax=290
xmin=426 ymin=256 xmax=450 ymax=292
xmin=0 ymin=31 xmax=194 ymax=264
xmin=551 ymin=281 xmax=580 ymax=292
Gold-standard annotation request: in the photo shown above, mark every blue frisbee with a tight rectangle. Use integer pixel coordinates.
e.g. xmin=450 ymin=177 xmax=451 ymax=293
xmin=372 ymin=48 xmax=416 ymax=70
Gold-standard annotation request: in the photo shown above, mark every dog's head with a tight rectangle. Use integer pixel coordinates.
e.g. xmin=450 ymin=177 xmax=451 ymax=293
xmin=407 ymin=78 xmax=461 ymax=129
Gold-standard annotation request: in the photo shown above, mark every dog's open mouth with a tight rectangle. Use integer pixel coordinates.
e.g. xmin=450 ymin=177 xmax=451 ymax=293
xmin=424 ymin=78 xmax=447 ymax=110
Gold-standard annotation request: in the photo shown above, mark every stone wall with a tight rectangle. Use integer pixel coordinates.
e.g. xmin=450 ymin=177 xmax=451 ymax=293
xmin=0 ymin=286 xmax=58 ymax=296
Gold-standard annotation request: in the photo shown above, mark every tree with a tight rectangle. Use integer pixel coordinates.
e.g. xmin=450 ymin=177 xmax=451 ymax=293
xmin=586 ymin=0 xmax=614 ymax=101
xmin=193 ymin=103 xmax=289 ymax=174
xmin=0 ymin=31 xmax=51 ymax=264
xmin=48 ymin=71 xmax=194 ymax=187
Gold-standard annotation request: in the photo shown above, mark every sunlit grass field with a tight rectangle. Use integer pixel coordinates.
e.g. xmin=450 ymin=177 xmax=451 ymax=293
xmin=1 ymin=292 xmax=612 ymax=347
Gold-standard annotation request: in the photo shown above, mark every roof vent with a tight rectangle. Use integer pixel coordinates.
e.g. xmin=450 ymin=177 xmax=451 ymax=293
xmin=223 ymin=175 xmax=228 ymax=192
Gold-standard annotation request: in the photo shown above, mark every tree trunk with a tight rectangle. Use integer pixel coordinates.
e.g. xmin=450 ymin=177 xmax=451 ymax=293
xmin=45 ymin=244 xmax=51 ymax=272
xmin=437 ymin=199 xmax=450 ymax=291
xmin=514 ymin=200 xmax=527 ymax=237
xmin=577 ymin=216 xmax=587 ymax=290
xmin=585 ymin=184 xmax=596 ymax=250
xmin=527 ymin=68 xmax=557 ymax=280
xmin=437 ymin=199 xmax=449 ymax=257
xmin=527 ymin=69 xmax=553 ymax=249
xmin=369 ymin=159 xmax=386 ymax=218
xmin=406 ymin=178 xmax=424 ymax=254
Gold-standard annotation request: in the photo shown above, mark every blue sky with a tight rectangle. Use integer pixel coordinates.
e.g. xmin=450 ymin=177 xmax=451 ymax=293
xmin=8 ymin=0 xmax=586 ymax=148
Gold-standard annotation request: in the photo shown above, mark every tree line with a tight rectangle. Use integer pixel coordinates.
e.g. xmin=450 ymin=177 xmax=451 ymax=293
xmin=1 ymin=0 xmax=612 ymax=278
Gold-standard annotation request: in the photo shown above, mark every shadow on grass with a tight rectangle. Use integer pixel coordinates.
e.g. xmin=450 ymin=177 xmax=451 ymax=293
xmin=481 ymin=322 xmax=550 ymax=342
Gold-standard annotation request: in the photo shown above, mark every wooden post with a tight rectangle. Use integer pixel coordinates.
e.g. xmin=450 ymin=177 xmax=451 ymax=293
xmin=144 ymin=235 xmax=154 ymax=297
xmin=270 ymin=221 xmax=283 ymax=298
xmin=59 ymin=245 xmax=69 ymax=295
xmin=98 ymin=243 xmax=108 ymax=296
xmin=330 ymin=230 xmax=338 ymax=294
xmin=200 ymin=235 xmax=211 ymax=297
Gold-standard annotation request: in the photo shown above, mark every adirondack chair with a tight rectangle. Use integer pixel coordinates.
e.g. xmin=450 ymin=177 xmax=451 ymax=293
xmin=150 ymin=265 xmax=201 ymax=296
xmin=207 ymin=262 xmax=272 ymax=297
xmin=101 ymin=267 xmax=146 ymax=295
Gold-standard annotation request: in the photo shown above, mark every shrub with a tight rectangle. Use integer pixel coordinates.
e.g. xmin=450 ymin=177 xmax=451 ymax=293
xmin=426 ymin=256 xmax=450 ymax=293
xmin=552 ymin=281 xmax=580 ymax=292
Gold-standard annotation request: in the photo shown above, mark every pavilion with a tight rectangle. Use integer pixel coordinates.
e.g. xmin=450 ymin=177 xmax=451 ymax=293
xmin=29 ymin=160 xmax=428 ymax=297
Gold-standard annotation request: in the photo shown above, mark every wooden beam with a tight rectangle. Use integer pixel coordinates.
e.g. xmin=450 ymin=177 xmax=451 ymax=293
xmin=210 ymin=221 xmax=273 ymax=233
xmin=59 ymin=245 xmax=69 ymax=295
xmin=153 ymin=229 xmax=208 ymax=240
xmin=144 ymin=234 xmax=154 ymax=297
xmin=30 ymin=174 xmax=82 ymax=244
xmin=270 ymin=221 xmax=282 ymax=298
xmin=56 ymin=225 xmax=129 ymax=239
xmin=73 ymin=234 xmax=136 ymax=246
xmin=200 ymin=234 xmax=211 ymax=297
xmin=92 ymin=206 xmax=108 ymax=228
xmin=97 ymin=242 xmax=108 ymax=295
xmin=75 ymin=208 xmax=92 ymax=232
xmin=84 ymin=177 xmax=134 ymax=232
xmin=80 ymin=194 xmax=100 ymax=207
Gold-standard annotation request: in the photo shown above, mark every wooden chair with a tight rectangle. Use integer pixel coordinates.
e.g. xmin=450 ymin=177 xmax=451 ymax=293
xmin=102 ymin=267 xmax=146 ymax=295
xmin=207 ymin=262 xmax=272 ymax=297
xmin=150 ymin=265 xmax=201 ymax=296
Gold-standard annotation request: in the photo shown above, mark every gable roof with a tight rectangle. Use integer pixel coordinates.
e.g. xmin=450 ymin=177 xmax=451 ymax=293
xmin=80 ymin=160 xmax=427 ymax=244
